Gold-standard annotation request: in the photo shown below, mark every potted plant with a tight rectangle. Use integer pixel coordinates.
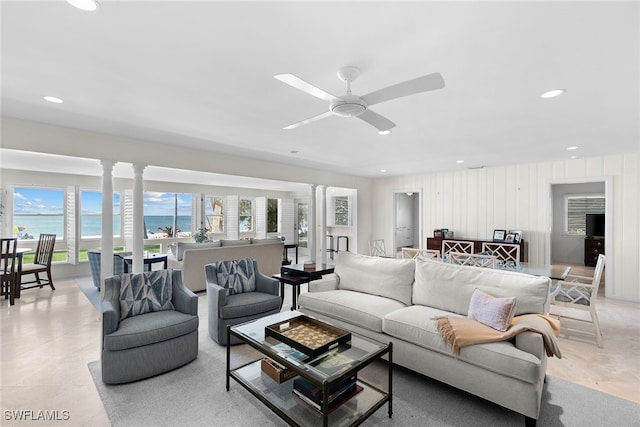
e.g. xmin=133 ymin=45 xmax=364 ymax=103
xmin=193 ymin=227 xmax=209 ymax=243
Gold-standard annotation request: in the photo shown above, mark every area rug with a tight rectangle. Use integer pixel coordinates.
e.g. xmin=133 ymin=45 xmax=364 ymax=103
xmin=88 ymin=329 xmax=639 ymax=427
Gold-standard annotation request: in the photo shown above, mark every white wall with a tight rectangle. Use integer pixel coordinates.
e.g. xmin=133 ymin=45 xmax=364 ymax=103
xmin=371 ymin=154 xmax=640 ymax=301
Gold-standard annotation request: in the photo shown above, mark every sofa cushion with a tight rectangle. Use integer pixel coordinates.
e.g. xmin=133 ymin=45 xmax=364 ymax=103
xmin=104 ymin=310 xmax=198 ymax=351
xmin=298 ymin=289 xmax=406 ymax=333
xmin=413 ymin=258 xmax=550 ymax=316
xmin=119 ymin=270 xmax=174 ymax=320
xmin=251 ymin=237 xmax=283 ymax=244
xmin=383 ymin=305 xmax=542 ymax=384
xmin=175 ymin=241 xmax=220 ymax=261
xmin=220 ymin=239 xmax=251 ymax=247
xmin=468 ymin=288 xmax=517 ymax=332
xmin=335 ymin=252 xmax=415 ymax=305
xmin=216 ymin=258 xmax=256 ymax=295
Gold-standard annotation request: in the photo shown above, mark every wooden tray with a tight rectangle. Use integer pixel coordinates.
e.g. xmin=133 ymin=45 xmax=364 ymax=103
xmin=265 ymin=316 xmax=351 ymax=358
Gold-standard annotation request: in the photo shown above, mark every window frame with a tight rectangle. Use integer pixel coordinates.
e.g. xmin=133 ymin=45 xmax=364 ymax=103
xmin=204 ymin=195 xmax=225 ymax=234
xmin=239 ymin=197 xmax=254 ymax=233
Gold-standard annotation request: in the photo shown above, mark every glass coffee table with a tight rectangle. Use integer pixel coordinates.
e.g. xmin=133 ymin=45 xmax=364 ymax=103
xmin=227 ymin=311 xmax=392 ymax=427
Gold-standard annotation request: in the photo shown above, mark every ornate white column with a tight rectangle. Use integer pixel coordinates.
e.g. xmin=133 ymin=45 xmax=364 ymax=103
xmin=320 ymin=185 xmax=327 ymax=265
xmin=132 ymin=163 xmax=146 ymax=273
xmin=100 ymin=160 xmax=116 ymax=289
xmin=309 ymin=184 xmax=317 ymax=263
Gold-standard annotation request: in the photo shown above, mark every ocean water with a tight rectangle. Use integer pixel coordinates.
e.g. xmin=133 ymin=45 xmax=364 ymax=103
xmin=12 ymin=215 xmax=192 ymax=239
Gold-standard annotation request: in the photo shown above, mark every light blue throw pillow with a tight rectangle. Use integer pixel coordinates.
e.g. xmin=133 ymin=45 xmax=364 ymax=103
xmin=119 ymin=270 xmax=174 ymax=320
xmin=216 ymin=258 xmax=256 ymax=295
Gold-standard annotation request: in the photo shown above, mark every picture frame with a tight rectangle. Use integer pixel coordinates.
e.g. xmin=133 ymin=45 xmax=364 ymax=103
xmin=508 ymin=230 xmax=522 ymax=243
xmin=492 ymin=229 xmax=506 ymax=242
xmin=505 ymin=233 xmax=515 ymax=243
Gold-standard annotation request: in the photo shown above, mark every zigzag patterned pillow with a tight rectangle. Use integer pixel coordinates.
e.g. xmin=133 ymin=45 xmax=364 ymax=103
xmin=216 ymin=258 xmax=256 ymax=295
xmin=119 ymin=270 xmax=174 ymax=320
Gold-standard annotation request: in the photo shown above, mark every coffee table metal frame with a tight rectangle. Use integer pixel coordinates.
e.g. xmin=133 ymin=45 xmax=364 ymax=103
xmin=227 ymin=311 xmax=392 ymax=427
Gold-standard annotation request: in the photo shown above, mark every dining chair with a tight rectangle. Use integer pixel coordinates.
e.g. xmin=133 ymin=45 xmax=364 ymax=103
xmin=1 ymin=238 xmax=18 ymax=305
xmin=481 ymin=242 xmax=520 ymax=269
xmin=549 ymin=254 xmax=605 ymax=348
xmin=401 ymin=247 xmax=440 ymax=260
xmin=18 ymin=233 xmax=56 ymax=297
xmin=447 ymin=251 xmax=497 ymax=268
xmin=369 ymin=239 xmax=386 ymax=257
xmin=441 ymin=240 xmax=474 ymax=257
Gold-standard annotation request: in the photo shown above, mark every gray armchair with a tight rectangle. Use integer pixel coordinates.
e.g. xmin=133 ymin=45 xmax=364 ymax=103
xmin=88 ymin=250 xmax=131 ymax=289
xmin=101 ymin=269 xmax=199 ymax=384
xmin=205 ymin=257 xmax=282 ymax=345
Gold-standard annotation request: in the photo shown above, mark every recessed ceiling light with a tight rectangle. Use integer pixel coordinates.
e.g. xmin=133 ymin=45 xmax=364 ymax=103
xmin=380 ymin=169 xmax=387 ymax=173
xmin=66 ymin=0 xmax=99 ymax=11
xmin=378 ymin=130 xmax=391 ymax=135
xmin=44 ymin=96 xmax=64 ymax=104
xmin=290 ymin=150 xmax=298 ymax=155
xmin=540 ymin=89 xmax=565 ymax=99
xmin=456 ymin=160 xmax=464 ymax=164
xmin=567 ymin=146 xmax=579 ymax=150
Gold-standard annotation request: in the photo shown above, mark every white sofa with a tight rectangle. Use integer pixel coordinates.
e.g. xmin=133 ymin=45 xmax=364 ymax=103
xmin=167 ymin=239 xmax=284 ymax=292
xmin=298 ymin=251 xmax=552 ymax=426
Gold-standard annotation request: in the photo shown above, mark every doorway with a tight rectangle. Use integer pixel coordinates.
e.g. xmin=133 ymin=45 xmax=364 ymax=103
xmin=294 ymin=198 xmax=309 ymax=257
xmin=393 ymin=190 xmax=421 ymax=255
xmin=547 ymin=177 xmax=612 ymax=297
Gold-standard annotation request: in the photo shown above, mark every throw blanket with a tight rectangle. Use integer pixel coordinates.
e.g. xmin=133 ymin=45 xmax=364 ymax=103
xmin=437 ymin=314 xmax=562 ymax=358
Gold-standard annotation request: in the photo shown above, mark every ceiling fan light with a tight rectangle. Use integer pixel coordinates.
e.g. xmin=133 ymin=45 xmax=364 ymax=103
xmin=330 ymin=95 xmax=367 ymax=117
xmin=66 ymin=0 xmax=99 ymax=11
xmin=541 ymin=89 xmax=565 ymax=98
xmin=378 ymin=130 xmax=391 ymax=135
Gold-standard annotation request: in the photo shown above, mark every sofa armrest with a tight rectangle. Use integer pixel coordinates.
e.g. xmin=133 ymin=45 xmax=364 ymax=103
xmin=308 ymin=273 xmax=339 ymax=292
xmin=172 ymin=271 xmax=198 ymax=316
xmin=515 ymin=330 xmax=545 ymax=358
xmin=255 ymin=272 xmax=279 ymax=295
xmin=102 ymin=300 xmax=119 ymax=337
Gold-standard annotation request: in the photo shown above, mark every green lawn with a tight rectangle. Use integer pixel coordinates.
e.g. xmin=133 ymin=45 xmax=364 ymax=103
xmin=21 ymin=245 xmax=162 ymax=264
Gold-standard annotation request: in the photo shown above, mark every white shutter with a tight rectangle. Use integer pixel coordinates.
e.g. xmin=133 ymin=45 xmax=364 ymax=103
xmin=226 ymin=195 xmax=239 ymax=240
xmin=279 ymin=198 xmax=295 ymax=243
xmin=123 ymin=189 xmax=134 ymax=250
xmin=66 ymin=186 xmax=78 ymax=264
xmin=255 ymin=197 xmax=266 ymax=238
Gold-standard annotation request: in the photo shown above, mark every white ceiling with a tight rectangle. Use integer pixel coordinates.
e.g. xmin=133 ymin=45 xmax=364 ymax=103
xmin=1 ymin=1 xmax=638 ymax=179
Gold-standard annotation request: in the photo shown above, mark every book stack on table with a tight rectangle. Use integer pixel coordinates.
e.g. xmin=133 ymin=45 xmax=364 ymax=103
xmin=292 ymin=374 xmax=362 ymax=412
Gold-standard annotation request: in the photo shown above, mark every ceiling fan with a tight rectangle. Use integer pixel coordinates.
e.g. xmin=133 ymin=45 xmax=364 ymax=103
xmin=275 ymin=66 xmax=444 ymax=133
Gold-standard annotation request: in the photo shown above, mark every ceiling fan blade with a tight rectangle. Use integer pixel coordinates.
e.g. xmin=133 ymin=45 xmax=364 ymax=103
xmin=274 ymin=74 xmax=336 ymax=102
xmin=357 ymin=109 xmax=396 ymax=132
xmin=362 ymin=72 xmax=445 ymax=106
xmin=283 ymin=111 xmax=333 ymax=130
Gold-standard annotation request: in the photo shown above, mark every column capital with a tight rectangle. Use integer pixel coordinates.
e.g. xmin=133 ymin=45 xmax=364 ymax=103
xmin=132 ymin=163 xmax=147 ymax=175
xmin=100 ymin=159 xmax=116 ymax=170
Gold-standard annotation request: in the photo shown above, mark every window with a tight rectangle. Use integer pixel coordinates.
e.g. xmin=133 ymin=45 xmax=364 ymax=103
xmin=80 ymin=190 xmax=121 ymax=238
xmin=13 ymin=187 xmax=64 ymax=240
xmin=144 ymin=192 xmax=192 ymax=237
xmin=267 ymin=198 xmax=278 ymax=233
xmin=239 ymin=198 xmax=253 ymax=232
xmin=204 ymin=196 xmax=224 ymax=233
xmin=333 ymin=196 xmax=350 ymax=226
xmin=565 ymin=195 xmax=605 ymax=235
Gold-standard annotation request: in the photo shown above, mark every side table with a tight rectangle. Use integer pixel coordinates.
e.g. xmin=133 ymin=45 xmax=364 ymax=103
xmin=123 ymin=254 xmax=168 ymax=274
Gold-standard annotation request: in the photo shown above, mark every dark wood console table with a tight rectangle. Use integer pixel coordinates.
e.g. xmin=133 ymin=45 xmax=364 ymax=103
xmin=426 ymin=237 xmax=527 ymax=262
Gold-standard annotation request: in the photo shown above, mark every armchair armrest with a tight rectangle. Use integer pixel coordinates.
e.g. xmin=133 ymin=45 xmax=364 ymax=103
xmin=102 ymin=300 xmax=119 ymax=337
xmin=255 ymin=272 xmax=279 ymax=295
xmin=172 ymin=271 xmax=198 ymax=316
xmin=308 ymin=273 xmax=339 ymax=292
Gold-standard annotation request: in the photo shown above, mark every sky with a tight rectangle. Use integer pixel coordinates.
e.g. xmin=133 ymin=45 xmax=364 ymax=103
xmin=13 ymin=188 xmax=192 ymax=216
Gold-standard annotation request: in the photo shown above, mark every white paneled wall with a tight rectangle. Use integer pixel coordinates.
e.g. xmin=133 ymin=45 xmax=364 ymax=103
xmin=370 ymin=154 xmax=639 ymax=301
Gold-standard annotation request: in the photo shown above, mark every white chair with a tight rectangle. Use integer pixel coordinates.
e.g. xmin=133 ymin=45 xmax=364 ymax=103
xmin=447 ymin=251 xmax=497 ymax=268
xmin=550 ymin=254 xmax=605 ymax=348
xmin=401 ymin=248 xmax=440 ymax=260
xmin=369 ymin=239 xmax=386 ymax=257
xmin=482 ymin=242 xmax=520 ymax=270
xmin=442 ymin=240 xmax=474 ymax=257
